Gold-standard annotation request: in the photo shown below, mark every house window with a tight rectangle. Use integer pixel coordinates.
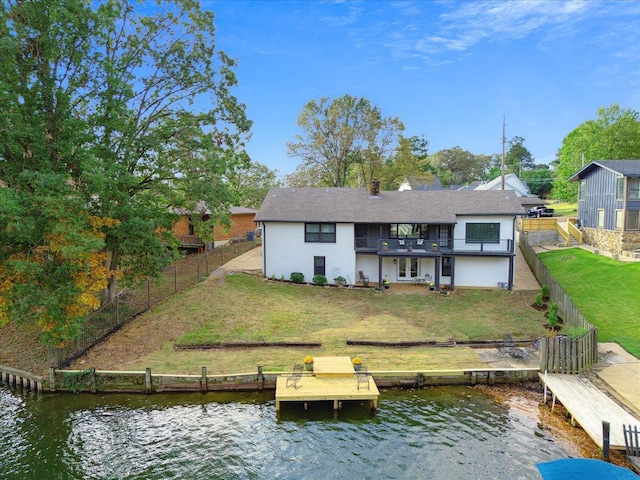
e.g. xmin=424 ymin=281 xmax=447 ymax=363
xmin=616 ymin=177 xmax=624 ymax=200
xmin=390 ymin=223 xmax=424 ymax=239
xmin=578 ymin=180 xmax=586 ymax=200
xmin=597 ymin=209 xmax=605 ymax=229
xmin=615 ymin=210 xmax=623 ymax=230
xmin=629 ymin=178 xmax=640 ymax=200
xmin=305 ymin=223 xmax=336 ymax=243
xmin=465 ymin=223 xmax=499 ymax=244
xmin=627 ymin=211 xmax=640 ymax=230
xmin=314 ymin=256 xmax=325 ymax=276
xmin=442 ymin=256 xmax=452 ymax=277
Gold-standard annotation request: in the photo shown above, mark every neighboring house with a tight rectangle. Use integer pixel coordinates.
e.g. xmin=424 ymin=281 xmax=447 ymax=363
xmin=398 ymin=175 xmax=444 ymax=191
xmin=474 ymin=173 xmax=531 ymax=197
xmin=173 ymin=206 xmax=257 ymax=251
xmin=474 ymin=173 xmax=543 ymax=214
xmin=254 ymin=183 xmax=523 ymax=289
xmin=568 ymin=160 xmax=640 ymax=253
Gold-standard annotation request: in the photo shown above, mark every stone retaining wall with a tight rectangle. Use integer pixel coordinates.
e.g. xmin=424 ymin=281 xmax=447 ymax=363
xmin=582 ymin=228 xmax=640 ymax=253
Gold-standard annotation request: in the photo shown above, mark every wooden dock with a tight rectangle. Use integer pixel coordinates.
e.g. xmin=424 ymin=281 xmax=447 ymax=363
xmin=275 ymin=356 xmax=379 ymax=412
xmin=539 ymin=373 xmax=640 ymax=450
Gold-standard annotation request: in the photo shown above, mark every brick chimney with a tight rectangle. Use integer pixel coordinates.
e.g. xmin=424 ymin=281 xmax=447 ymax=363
xmin=370 ymin=179 xmax=380 ymax=196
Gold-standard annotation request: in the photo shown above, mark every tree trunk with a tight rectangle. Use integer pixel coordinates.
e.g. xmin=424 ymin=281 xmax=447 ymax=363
xmin=101 ymin=249 xmax=119 ymax=306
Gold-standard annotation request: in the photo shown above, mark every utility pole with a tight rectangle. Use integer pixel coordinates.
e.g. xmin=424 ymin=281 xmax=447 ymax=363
xmin=501 ymin=115 xmax=506 ymax=190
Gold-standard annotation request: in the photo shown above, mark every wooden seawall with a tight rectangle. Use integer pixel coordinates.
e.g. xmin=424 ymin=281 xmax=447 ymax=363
xmin=0 ymin=365 xmax=45 ymax=392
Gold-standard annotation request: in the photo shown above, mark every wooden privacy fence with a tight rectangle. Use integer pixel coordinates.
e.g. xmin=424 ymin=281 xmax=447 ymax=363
xmin=539 ymin=329 xmax=598 ymax=374
xmin=47 ymin=238 xmax=260 ymax=368
xmin=518 ymin=231 xmax=598 ymax=373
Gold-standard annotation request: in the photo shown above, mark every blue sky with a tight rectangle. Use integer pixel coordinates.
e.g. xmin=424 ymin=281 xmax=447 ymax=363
xmin=206 ymin=0 xmax=640 ymax=177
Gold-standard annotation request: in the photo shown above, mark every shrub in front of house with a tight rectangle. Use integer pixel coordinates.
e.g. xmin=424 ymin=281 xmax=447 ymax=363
xmin=334 ymin=276 xmax=347 ymax=286
xmin=290 ymin=272 xmax=304 ymax=284
xmin=313 ymin=274 xmax=328 ymax=286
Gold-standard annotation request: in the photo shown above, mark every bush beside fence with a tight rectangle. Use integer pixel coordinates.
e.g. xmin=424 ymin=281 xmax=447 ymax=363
xmin=47 ymin=238 xmax=260 ymax=368
xmin=518 ymin=231 xmax=598 ymax=373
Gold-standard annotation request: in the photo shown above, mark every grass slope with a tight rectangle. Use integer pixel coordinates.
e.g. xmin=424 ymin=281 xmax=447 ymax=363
xmin=71 ymin=274 xmax=547 ymax=374
xmin=539 ymin=248 xmax=640 ymax=357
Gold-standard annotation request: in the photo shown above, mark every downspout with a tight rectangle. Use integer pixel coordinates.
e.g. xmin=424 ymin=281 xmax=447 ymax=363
xmin=261 ymin=222 xmax=266 ymax=275
xmin=508 ymin=216 xmax=516 ymax=290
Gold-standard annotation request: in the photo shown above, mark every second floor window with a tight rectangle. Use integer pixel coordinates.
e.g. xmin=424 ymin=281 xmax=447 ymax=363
xmin=465 ymin=223 xmax=499 ymax=244
xmin=616 ymin=177 xmax=624 ymax=200
xmin=578 ymin=180 xmax=586 ymax=200
xmin=305 ymin=223 xmax=336 ymax=243
xmin=629 ymin=178 xmax=640 ymax=200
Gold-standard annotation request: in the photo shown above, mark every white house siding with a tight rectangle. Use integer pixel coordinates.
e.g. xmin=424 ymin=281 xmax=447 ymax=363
xmin=454 ymin=257 xmax=511 ymax=288
xmin=263 ymin=222 xmax=355 ymax=284
xmin=355 ymin=254 xmax=379 ymax=284
xmin=453 ymin=215 xmax=515 ymax=252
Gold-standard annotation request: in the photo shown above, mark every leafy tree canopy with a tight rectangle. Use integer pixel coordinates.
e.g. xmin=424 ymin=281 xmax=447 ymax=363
xmin=553 ymin=104 xmax=640 ymax=201
xmin=430 ymin=147 xmax=492 ymax=187
xmin=286 ymin=94 xmax=404 ymax=187
xmin=505 ymin=136 xmax=535 ymax=174
xmin=0 ymin=0 xmax=251 ymax=346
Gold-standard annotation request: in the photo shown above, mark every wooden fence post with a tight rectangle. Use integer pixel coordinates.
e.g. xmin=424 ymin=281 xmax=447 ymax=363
xmin=201 ymin=366 xmax=207 ymax=392
xmin=49 ymin=367 xmax=56 ymax=392
xmin=258 ymin=366 xmax=264 ymax=391
xmin=90 ymin=367 xmax=97 ymax=393
xmin=145 ymin=367 xmax=152 ymax=394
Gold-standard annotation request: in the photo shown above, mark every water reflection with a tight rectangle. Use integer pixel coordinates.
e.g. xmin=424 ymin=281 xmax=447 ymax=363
xmin=1 ymin=386 xmax=567 ymax=479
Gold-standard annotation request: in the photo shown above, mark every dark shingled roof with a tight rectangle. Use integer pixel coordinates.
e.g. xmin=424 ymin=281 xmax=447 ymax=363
xmin=568 ymin=160 xmax=640 ymax=181
xmin=255 ymin=187 xmax=523 ymax=223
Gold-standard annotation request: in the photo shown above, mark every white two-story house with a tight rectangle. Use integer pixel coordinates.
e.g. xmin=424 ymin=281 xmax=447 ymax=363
xmin=254 ymin=183 xmax=523 ymax=289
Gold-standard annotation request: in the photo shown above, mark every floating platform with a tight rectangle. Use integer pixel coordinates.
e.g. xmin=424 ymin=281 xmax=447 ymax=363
xmin=275 ymin=356 xmax=379 ymax=412
xmin=539 ymin=372 xmax=640 ymax=450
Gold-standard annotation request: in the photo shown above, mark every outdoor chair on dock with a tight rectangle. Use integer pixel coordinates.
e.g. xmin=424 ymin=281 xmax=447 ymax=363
xmin=623 ymin=424 xmax=640 ymax=473
xmin=356 ymin=366 xmax=369 ymax=391
xmin=286 ymin=364 xmax=303 ymax=389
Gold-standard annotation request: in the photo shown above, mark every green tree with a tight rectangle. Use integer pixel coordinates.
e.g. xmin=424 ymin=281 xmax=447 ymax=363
xmin=521 ymin=165 xmax=554 ymax=198
xmin=228 ymin=160 xmax=281 ymax=209
xmin=553 ymin=104 xmax=640 ymax=201
xmin=431 ymin=147 xmax=490 ymax=186
xmin=380 ymin=135 xmax=432 ymax=190
xmin=286 ymin=94 xmax=404 ymax=187
xmin=505 ymin=136 xmax=535 ymax=175
xmin=0 ymin=0 xmax=251 ymax=346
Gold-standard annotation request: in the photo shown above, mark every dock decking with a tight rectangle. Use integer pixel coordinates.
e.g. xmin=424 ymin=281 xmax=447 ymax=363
xmin=539 ymin=373 xmax=640 ymax=450
xmin=275 ymin=356 xmax=380 ymax=412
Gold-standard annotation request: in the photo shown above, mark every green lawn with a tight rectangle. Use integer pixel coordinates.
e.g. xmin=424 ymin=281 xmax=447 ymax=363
xmin=88 ymin=274 xmax=548 ymax=374
xmin=547 ymin=201 xmax=578 ymax=217
xmin=538 ymin=248 xmax=640 ymax=357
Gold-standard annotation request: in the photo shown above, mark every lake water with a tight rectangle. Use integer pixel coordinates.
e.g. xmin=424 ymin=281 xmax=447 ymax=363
xmin=0 ymin=385 xmax=570 ymax=479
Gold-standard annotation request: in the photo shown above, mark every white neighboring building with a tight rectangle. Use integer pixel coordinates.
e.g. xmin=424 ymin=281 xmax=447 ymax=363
xmin=254 ymin=185 xmax=524 ymax=289
xmin=474 ymin=173 xmax=531 ymax=197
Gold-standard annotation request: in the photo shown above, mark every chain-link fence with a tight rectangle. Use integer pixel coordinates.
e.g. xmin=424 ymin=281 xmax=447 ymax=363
xmin=48 ymin=237 xmax=260 ymax=367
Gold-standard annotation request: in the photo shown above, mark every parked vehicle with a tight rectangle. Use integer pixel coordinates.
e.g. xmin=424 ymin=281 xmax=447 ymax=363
xmin=527 ymin=206 xmax=555 ymax=218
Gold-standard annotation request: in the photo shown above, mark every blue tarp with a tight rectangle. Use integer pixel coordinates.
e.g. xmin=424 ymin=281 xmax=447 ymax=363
xmin=536 ymin=458 xmax=638 ymax=479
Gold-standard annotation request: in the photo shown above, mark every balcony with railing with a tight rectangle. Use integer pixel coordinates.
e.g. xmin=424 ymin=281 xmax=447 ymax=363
xmin=354 ymin=237 xmax=514 ymax=255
